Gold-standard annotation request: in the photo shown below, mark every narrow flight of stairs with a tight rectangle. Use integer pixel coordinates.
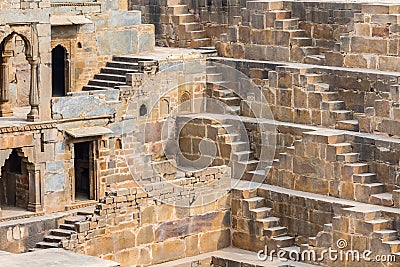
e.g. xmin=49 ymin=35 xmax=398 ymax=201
xmin=302 ymin=73 xmax=359 ymax=131
xmin=253 ymin=2 xmax=322 ymax=63
xmin=242 ymin=193 xmax=299 ymax=255
xmin=167 ymin=3 xmax=211 ymax=48
xmin=30 ymin=211 xmax=92 ymax=251
xmin=83 ymin=56 xmax=156 ymax=91
xmin=206 ymin=66 xmax=241 ymax=115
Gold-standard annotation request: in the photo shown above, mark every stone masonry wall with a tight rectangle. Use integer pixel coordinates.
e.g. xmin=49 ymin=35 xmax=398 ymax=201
xmin=59 ymin=167 xmax=231 ymax=266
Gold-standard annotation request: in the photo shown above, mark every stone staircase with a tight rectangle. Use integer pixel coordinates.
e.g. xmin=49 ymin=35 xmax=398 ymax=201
xmin=241 ymin=191 xmax=300 ymax=254
xmin=82 ymin=56 xmax=157 ymax=91
xmin=30 ymin=211 xmax=93 ymax=251
xmin=206 ymin=66 xmax=241 ymax=115
xmin=305 ymin=207 xmax=400 ymax=261
xmin=166 ymin=2 xmax=211 ymax=48
xmin=301 ymin=72 xmax=359 ymax=131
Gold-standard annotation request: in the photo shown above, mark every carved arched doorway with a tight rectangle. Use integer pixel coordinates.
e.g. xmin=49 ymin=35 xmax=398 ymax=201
xmin=52 ymin=45 xmax=69 ymax=97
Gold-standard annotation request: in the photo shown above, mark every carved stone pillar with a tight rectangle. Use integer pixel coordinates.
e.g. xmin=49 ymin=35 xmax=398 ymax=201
xmin=0 ymin=55 xmax=12 ymax=117
xmin=27 ymin=57 xmax=39 ymax=122
xmin=27 ymin=164 xmax=42 ymax=212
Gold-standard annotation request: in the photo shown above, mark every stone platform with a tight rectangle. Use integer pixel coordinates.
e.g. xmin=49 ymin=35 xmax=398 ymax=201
xmin=0 ymin=248 xmax=119 ymax=267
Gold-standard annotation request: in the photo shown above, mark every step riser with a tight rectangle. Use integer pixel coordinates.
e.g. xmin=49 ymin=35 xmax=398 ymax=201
xmin=106 ymin=62 xmax=138 ymax=70
xmin=94 ymin=74 xmax=126 ymax=82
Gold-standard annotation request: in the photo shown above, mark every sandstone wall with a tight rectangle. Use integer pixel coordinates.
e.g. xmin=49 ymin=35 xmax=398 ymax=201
xmin=59 ymin=167 xmax=231 ymax=266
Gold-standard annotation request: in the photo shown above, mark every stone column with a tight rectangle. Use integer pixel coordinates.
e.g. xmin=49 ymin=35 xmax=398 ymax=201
xmin=0 ymin=55 xmax=12 ymax=117
xmin=27 ymin=164 xmax=42 ymax=212
xmin=27 ymin=57 xmax=39 ymax=122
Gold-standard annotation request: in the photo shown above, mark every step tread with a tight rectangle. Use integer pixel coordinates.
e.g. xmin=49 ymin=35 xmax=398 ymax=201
xmin=258 ymin=217 xmax=280 ymax=222
xmin=371 ymin=192 xmax=393 ymax=200
xmin=375 ymin=229 xmax=398 ymax=234
xmin=234 ymin=151 xmax=253 ymax=155
xmin=250 ymin=207 xmax=272 ymax=212
xmin=83 ymin=85 xmax=112 ymax=90
xmin=238 ymin=160 xmax=259 ymax=164
xmin=44 ymin=235 xmax=66 ymax=241
xmin=267 ymin=226 xmax=287 ymax=231
xmin=273 ymin=235 xmax=295 ymax=241
xmin=52 ymin=229 xmax=76 ymax=235
xmin=36 ymin=242 xmax=60 ymax=248
xmin=102 ymin=67 xmax=138 ymax=72
xmin=383 ymin=240 xmax=400 ymax=245
xmin=337 ymin=152 xmax=359 ymax=156
xmin=90 ymin=79 xmax=126 ymax=85
xmin=366 ymin=218 xmax=391 ymax=224
xmin=244 ymin=197 xmax=264 ymax=202
xmin=95 ymin=73 xmax=126 ymax=78
xmin=338 ymin=120 xmax=359 ymax=125
xmin=362 ymin=183 xmax=385 ymax=187
xmin=247 ymin=170 xmax=267 ymax=175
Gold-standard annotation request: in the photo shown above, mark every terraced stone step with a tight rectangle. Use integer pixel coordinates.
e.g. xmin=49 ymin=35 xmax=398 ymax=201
xmin=44 ymin=235 xmax=66 ymax=243
xmin=218 ymin=133 xmax=240 ymax=143
xmin=336 ymin=120 xmax=360 ymax=131
xmin=308 ymin=82 xmax=330 ymax=92
xmin=315 ymin=91 xmax=338 ymax=101
xmin=274 ymin=18 xmax=299 ymax=30
xmin=370 ymin=192 xmax=394 ymax=207
xmin=179 ymin=22 xmax=203 ymax=32
xmin=51 ymin=229 xmax=76 ymax=237
xmin=88 ymin=79 xmax=125 ymax=88
xmin=187 ymin=30 xmax=207 ymax=39
xmin=374 ymin=229 xmax=398 ymax=242
xmin=167 ymin=5 xmax=188 ymax=15
xmin=213 ymin=89 xmax=234 ymax=98
xmin=94 ymin=73 xmax=126 ymax=82
xmin=101 ymin=67 xmax=138 ymax=76
xmin=364 ymin=219 xmax=392 ymax=232
xmin=304 ymin=55 xmax=325 ymax=65
xmin=264 ymin=226 xmax=288 ymax=238
xmin=258 ymin=217 xmax=280 ymax=228
xmin=353 ymin=173 xmax=377 ymax=183
xmin=321 ymin=100 xmax=345 ymax=111
xmin=301 ymin=74 xmax=323 ymax=86
xmin=36 ymin=242 xmax=60 ymax=249
xmin=60 ymin=223 xmax=75 ymax=231
xmin=237 ymin=159 xmax=259 ymax=172
xmin=172 ymin=14 xmax=195 ymax=24
xmin=82 ymin=85 xmax=110 ymax=91
xmin=383 ymin=240 xmax=400 ymax=253
xmin=290 ymin=37 xmax=312 ymax=47
xmin=106 ymin=61 xmax=139 ymax=70
xmin=242 ymin=197 xmax=265 ymax=210
xmin=272 ymin=235 xmax=295 ymax=248
xmin=210 ymin=124 xmax=232 ymax=135
xmin=327 ymin=143 xmax=353 ymax=155
xmin=244 ymin=169 xmax=268 ymax=181
xmin=336 ymin=153 xmax=359 ymax=163
xmin=250 ymin=207 xmax=272 ymax=220
xmin=219 ymin=96 xmax=242 ymax=106
xmin=189 ymin=38 xmax=211 ymax=48
xmin=354 ymin=183 xmax=386 ymax=203
xmin=330 ymin=110 xmax=354 ymax=121
xmin=64 ymin=215 xmax=86 ymax=224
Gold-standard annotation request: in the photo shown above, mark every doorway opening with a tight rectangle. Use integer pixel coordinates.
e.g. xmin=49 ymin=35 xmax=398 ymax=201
xmin=0 ymin=149 xmax=29 ymax=209
xmin=74 ymin=142 xmax=93 ymax=201
xmin=52 ymin=45 xmax=68 ymax=97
